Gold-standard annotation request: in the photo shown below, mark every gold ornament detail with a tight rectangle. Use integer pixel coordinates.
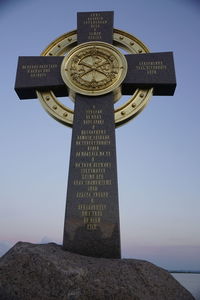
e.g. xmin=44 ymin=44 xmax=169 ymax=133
xmin=61 ymin=42 xmax=127 ymax=99
xmin=36 ymin=29 xmax=153 ymax=127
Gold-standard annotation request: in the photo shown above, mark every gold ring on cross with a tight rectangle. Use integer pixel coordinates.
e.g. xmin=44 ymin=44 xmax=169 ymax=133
xmin=36 ymin=29 xmax=153 ymax=128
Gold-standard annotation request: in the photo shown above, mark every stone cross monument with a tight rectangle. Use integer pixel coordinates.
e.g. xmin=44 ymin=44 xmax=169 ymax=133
xmin=15 ymin=11 xmax=176 ymax=258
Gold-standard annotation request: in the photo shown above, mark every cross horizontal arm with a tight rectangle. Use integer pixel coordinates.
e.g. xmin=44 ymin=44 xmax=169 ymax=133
xmin=15 ymin=51 xmax=176 ymax=100
xmin=123 ymin=52 xmax=176 ymax=96
xmin=14 ymin=56 xmax=67 ymax=99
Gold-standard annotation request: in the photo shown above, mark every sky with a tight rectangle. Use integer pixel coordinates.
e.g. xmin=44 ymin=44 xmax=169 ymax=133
xmin=0 ymin=0 xmax=200 ymax=271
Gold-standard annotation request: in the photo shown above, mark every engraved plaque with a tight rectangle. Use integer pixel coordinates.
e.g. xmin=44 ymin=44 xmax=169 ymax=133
xmin=77 ymin=11 xmax=113 ymax=44
xmin=63 ymin=93 xmax=121 ymax=258
xmin=15 ymin=56 xmax=66 ymax=99
xmin=123 ymin=52 xmax=176 ymax=95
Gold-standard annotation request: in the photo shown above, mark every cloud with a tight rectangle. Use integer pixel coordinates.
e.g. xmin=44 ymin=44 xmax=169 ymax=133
xmin=40 ymin=236 xmax=61 ymax=244
xmin=0 ymin=237 xmax=61 ymax=257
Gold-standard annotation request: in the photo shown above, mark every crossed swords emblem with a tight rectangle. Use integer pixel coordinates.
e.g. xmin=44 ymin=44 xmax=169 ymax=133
xmin=72 ymin=53 xmax=115 ymax=82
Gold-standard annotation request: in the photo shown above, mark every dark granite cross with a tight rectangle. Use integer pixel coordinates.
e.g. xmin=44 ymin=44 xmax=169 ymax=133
xmin=15 ymin=11 xmax=176 ymax=259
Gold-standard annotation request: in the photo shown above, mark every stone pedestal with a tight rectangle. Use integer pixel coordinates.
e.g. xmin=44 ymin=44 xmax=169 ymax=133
xmin=0 ymin=242 xmax=195 ymax=300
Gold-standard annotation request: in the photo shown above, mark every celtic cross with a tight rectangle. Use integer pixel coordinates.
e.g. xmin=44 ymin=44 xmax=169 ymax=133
xmin=15 ymin=11 xmax=176 ymax=258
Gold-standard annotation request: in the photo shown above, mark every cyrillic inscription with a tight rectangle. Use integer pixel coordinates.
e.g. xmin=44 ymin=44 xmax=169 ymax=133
xmin=21 ymin=64 xmax=58 ymax=78
xmin=72 ymin=104 xmax=113 ymax=230
xmin=83 ymin=13 xmax=108 ymax=41
xmin=135 ymin=61 xmax=167 ymax=75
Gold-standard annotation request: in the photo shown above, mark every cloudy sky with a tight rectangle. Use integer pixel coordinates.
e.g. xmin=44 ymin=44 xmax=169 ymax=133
xmin=0 ymin=0 xmax=200 ymax=271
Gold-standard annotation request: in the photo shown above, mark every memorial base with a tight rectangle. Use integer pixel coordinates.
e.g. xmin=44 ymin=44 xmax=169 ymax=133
xmin=0 ymin=242 xmax=195 ymax=300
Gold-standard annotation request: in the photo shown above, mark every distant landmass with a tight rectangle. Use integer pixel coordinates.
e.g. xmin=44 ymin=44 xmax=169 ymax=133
xmin=170 ymin=270 xmax=200 ymax=274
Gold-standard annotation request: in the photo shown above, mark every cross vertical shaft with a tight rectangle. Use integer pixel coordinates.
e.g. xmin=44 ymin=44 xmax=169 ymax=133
xmin=63 ymin=12 xmax=121 ymax=258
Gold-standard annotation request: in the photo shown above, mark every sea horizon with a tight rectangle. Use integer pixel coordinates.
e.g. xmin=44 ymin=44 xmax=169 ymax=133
xmin=171 ymin=273 xmax=200 ymax=300
xmin=170 ymin=270 xmax=200 ymax=274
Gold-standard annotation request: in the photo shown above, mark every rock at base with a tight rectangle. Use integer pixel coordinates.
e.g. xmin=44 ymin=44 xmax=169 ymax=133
xmin=0 ymin=242 xmax=195 ymax=300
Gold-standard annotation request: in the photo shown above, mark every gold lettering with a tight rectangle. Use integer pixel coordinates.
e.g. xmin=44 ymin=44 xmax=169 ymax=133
xmin=86 ymin=224 xmax=97 ymax=230
xmin=136 ymin=60 xmax=167 ymax=75
xmin=22 ymin=64 xmax=58 ymax=79
xmin=78 ymin=204 xmax=106 ymax=210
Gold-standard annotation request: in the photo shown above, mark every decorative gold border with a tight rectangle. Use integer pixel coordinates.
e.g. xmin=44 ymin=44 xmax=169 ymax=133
xmin=61 ymin=41 xmax=127 ymax=98
xmin=36 ymin=29 xmax=153 ymax=127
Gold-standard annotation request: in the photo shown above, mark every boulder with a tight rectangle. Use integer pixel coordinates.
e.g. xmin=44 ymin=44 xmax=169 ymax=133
xmin=0 ymin=242 xmax=195 ymax=300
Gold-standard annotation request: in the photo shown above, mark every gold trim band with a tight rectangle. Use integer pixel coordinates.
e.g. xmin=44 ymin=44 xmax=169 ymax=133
xmin=36 ymin=29 xmax=153 ymax=127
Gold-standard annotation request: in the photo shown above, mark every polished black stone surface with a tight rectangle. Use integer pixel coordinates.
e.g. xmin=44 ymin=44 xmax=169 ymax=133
xmin=77 ymin=11 xmax=113 ymax=44
xmin=123 ymin=52 xmax=176 ymax=95
xmin=14 ymin=56 xmax=66 ymax=99
xmin=63 ymin=11 xmax=121 ymax=258
xmin=63 ymin=93 xmax=121 ymax=258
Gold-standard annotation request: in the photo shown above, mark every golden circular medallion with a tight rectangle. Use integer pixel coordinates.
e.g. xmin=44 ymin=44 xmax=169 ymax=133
xmin=36 ymin=29 xmax=153 ymax=127
xmin=61 ymin=42 xmax=127 ymax=99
